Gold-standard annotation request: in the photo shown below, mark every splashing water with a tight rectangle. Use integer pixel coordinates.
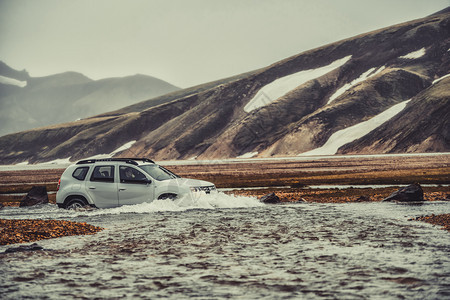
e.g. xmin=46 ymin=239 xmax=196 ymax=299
xmin=0 ymin=192 xmax=263 ymax=219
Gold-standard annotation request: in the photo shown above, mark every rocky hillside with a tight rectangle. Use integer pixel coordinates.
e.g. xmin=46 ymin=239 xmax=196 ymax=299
xmin=0 ymin=9 xmax=449 ymax=164
xmin=0 ymin=63 xmax=179 ymax=136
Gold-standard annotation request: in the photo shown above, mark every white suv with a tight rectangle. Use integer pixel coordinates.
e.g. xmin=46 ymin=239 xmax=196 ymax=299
xmin=56 ymin=158 xmax=217 ymax=209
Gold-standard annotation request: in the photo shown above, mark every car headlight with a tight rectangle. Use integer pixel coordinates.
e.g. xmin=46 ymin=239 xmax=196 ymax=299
xmin=190 ymin=186 xmax=201 ymax=193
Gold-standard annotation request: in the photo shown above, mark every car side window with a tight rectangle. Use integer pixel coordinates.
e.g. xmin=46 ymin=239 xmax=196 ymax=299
xmin=90 ymin=166 xmax=115 ymax=182
xmin=72 ymin=167 xmax=89 ymax=181
xmin=119 ymin=166 xmax=148 ymax=184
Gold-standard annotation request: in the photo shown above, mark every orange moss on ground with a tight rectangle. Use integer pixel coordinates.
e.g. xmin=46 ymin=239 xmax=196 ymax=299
xmin=0 ymin=219 xmax=104 ymax=245
xmin=227 ymin=187 xmax=449 ymax=204
xmin=411 ymin=214 xmax=450 ymax=232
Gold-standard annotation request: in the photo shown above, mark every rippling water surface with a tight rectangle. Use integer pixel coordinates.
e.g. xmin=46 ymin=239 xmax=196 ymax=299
xmin=1 ymin=193 xmax=449 ymax=299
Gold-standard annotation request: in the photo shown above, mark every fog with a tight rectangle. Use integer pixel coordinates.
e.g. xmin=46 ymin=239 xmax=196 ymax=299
xmin=0 ymin=0 xmax=448 ymax=87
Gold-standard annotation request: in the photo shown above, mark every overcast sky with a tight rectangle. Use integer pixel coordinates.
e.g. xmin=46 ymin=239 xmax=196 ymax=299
xmin=1 ymin=0 xmax=448 ymax=88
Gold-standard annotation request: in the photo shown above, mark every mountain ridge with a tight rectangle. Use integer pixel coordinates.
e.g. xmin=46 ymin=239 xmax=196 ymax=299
xmin=0 ymin=9 xmax=448 ymax=164
xmin=0 ymin=64 xmax=180 ymax=136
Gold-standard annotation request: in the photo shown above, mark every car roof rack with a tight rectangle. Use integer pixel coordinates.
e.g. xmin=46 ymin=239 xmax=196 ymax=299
xmin=76 ymin=158 xmax=155 ymax=165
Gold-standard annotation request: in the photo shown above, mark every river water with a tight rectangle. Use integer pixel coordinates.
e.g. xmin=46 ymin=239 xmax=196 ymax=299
xmin=1 ymin=193 xmax=449 ymax=299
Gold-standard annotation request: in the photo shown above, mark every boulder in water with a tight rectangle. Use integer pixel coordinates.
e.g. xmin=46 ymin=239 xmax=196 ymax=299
xmin=382 ymin=183 xmax=424 ymax=203
xmin=4 ymin=243 xmax=44 ymax=253
xmin=259 ymin=193 xmax=281 ymax=204
xmin=20 ymin=186 xmax=49 ymax=207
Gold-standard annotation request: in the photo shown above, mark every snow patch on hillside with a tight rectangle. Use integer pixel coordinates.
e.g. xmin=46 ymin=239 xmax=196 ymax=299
xmin=41 ymin=158 xmax=73 ymax=165
xmin=244 ymin=55 xmax=352 ymax=113
xmin=0 ymin=75 xmax=27 ymax=87
xmin=399 ymin=48 xmax=426 ymax=59
xmin=299 ymin=100 xmax=411 ymax=156
xmin=432 ymin=73 xmax=450 ymax=85
xmin=80 ymin=141 xmax=138 ymax=160
xmin=11 ymin=141 xmax=138 ymax=168
xmin=237 ymin=151 xmax=258 ymax=159
xmin=110 ymin=140 xmax=137 ymax=156
xmin=327 ymin=66 xmax=385 ymax=104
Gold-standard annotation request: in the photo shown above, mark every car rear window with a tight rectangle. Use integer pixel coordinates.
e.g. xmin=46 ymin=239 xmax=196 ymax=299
xmin=90 ymin=165 xmax=115 ymax=182
xmin=72 ymin=167 xmax=89 ymax=181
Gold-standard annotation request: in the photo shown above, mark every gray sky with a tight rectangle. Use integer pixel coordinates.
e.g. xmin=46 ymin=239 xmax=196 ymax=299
xmin=1 ymin=0 xmax=448 ymax=88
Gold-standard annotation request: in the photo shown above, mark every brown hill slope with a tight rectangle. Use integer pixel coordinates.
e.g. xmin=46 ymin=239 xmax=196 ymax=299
xmin=0 ymin=10 xmax=449 ymax=164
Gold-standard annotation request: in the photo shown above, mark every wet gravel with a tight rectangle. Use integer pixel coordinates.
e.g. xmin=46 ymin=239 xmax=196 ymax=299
xmin=0 ymin=196 xmax=449 ymax=299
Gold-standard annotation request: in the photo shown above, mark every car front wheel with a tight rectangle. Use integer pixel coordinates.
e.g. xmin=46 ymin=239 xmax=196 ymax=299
xmin=158 ymin=193 xmax=177 ymax=200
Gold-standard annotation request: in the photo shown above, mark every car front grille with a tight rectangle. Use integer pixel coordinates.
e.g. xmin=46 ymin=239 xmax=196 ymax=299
xmin=193 ymin=185 xmax=216 ymax=194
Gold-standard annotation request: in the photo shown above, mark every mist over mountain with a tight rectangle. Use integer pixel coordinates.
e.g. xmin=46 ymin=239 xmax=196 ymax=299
xmin=0 ymin=64 xmax=179 ymax=136
xmin=0 ymin=9 xmax=449 ymax=164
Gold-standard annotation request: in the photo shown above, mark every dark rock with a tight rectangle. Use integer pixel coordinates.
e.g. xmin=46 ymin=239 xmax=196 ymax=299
xmin=294 ymin=198 xmax=307 ymax=203
xmin=382 ymin=183 xmax=424 ymax=202
xmin=355 ymin=195 xmax=370 ymax=202
xmin=259 ymin=193 xmax=281 ymax=204
xmin=5 ymin=243 xmax=44 ymax=253
xmin=280 ymin=197 xmax=306 ymax=204
xmin=19 ymin=186 xmax=49 ymax=207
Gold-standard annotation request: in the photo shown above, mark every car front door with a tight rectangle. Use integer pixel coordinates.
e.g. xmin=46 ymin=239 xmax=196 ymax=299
xmin=118 ymin=165 xmax=154 ymax=206
xmin=87 ymin=165 xmax=119 ymax=208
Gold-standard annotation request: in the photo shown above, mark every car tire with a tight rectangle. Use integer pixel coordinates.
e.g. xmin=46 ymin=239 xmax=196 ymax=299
xmin=65 ymin=198 xmax=88 ymax=210
xmin=158 ymin=193 xmax=177 ymax=200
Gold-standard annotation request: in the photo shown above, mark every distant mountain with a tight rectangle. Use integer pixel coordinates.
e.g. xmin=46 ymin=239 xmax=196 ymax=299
xmin=0 ymin=64 xmax=180 ymax=136
xmin=0 ymin=9 xmax=448 ymax=164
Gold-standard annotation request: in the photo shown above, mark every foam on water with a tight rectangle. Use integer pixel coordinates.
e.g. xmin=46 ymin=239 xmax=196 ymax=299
xmin=90 ymin=192 xmax=263 ymax=215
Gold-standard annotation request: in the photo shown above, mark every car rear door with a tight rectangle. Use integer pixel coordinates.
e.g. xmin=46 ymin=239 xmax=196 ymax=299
xmin=118 ymin=165 xmax=154 ymax=206
xmin=86 ymin=165 xmax=119 ymax=208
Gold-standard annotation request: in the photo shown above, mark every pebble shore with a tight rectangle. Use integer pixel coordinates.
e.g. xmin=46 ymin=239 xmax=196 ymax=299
xmin=0 ymin=219 xmax=104 ymax=246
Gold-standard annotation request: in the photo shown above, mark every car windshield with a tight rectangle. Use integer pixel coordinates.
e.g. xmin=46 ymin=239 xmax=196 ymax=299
xmin=138 ymin=164 xmax=179 ymax=181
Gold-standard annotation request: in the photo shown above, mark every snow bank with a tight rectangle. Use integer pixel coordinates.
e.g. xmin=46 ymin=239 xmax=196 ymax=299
xmin=299 ymin=100 xmax=411 ymax=156
xmin=4 ymin=158 xmax=74 ymax=171
xmin=244 ymin=55 xmax=352 ymax=113
xmin=399 ymin=48 xmax=426 ymax=59
xmin=0 ymin=75 xmax=27 ymax=87
xmin=327 ymin=66 xmax=385 ymax=104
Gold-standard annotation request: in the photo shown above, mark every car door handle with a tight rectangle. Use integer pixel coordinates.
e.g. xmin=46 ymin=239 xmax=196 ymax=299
xmin=119 ymin=188 xmax=126 ymax=191
xmin=89 ymin=186 xmax=96 ymax=190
